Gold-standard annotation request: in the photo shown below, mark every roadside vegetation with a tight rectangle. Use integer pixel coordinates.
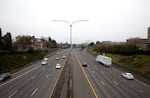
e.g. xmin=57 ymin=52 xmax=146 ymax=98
xmin=106 ymin=54 xmax=150 ymax=79
xmin=0 ymin=27 xmax=57 ymax=73
xmin=0 ymin=50 xmax=48 ymax=73
xmin=88 ymin=42 xmax=150 ymax=80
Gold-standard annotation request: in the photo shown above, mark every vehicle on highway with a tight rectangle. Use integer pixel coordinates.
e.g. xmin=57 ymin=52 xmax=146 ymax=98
xmin=82 ymin=62 xmax=88 ymax=67
xmin=56 ymin=57 xmax=59 ymax=60
xmin=41 ymin=60 xmax=47 ymax=65
xmin=0 ymin=73 xmax=11 ymax=81
xmin=96 ymin=55 xmax=112 ymax=67
xmin=44 ymin=57 xmax=48 ymax=61
xmin=62 ymin=55 xmax=66 ymax=59
xmin=122 ymin=72 xmax=134 ymax=80
xmin=55 ymin=64 xmax=61 ymax=69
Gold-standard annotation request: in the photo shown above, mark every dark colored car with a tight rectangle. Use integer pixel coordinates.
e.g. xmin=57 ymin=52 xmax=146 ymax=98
xmin=82 ymin=62 xmax=88 ymax=67
xmin=0 ymin=73 xmax=11 ymax=81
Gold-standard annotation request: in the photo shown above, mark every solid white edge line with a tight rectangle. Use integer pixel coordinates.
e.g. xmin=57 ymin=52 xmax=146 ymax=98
xmin=135 ymin=79 xmax=150 ymax=88
xmin=0 ymin=66 xmax=40 ymax=88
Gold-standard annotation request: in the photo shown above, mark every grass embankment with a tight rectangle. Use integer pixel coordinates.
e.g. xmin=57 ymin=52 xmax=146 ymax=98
xmin=0 ymin=51 xmax=47 ymax=73
xmin=106 ymin=54 xmax=150 ymax=79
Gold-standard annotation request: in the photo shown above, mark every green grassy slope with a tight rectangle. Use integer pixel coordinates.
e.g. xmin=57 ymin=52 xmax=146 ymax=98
xmin=0 ymin=51 xmax=47 ymax=73
xmin=107 ymin=54 xmax=150 ymax=79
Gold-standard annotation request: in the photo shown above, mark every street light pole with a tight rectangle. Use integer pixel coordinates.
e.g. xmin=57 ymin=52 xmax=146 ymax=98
xmin=52 ymin=20 xmax=88 ymax=48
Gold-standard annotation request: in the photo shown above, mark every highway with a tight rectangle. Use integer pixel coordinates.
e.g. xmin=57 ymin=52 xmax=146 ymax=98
xmin=73 ymin=48 xmax=150 ymax=98
xmin=0 ymin=48 xmax=150 ymax=98
xmin=0 ymin=49 xmax=69 ymax=98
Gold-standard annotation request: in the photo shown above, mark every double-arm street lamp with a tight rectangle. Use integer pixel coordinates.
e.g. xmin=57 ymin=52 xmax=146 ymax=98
xmin=52 ymin=20 xmax=88 ymax=48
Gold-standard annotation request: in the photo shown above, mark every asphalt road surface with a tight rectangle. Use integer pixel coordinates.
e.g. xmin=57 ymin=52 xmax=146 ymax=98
xmin=0 ymin=49 xmax=69 ymax=98
xmin=73 ymin=48 xmax=150 ymax=98
xmin=0 ymin=48 xmax=150 ymax=98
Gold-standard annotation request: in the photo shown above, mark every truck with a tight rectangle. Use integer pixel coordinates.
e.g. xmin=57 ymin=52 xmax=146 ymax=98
xmin=96 ymin=55 xmax=112 ymax=67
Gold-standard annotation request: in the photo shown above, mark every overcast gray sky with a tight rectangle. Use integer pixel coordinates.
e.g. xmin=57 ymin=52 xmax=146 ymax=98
xmin=0 ymin=0 xmax=150 ymax=44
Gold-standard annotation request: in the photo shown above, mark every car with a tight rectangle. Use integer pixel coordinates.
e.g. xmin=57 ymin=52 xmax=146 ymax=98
xmin=56 ymin=57 xmax=59 ymax=60
xmin=55 ymin=64 xmax=61 ymax=69
xmin=82 ymin=62 xmax=88 ymax=67
xmin=122 ymin=72 xmax=134 ymax=80
xmin=44 ymin=57 xmax=48 ymax=61
xmin=62 ymin=55 xmax=66 ymax=59
xmin=41 ymin=60 xmax=47 ymax=65
xmin=0 ymin=73 xmax=11 ymax=81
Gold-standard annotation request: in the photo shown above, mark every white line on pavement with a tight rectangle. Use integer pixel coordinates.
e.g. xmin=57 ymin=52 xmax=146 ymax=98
xmin=101 ymin=71 xmax=104 ymax=74
xmin=101 ymin=81 xmax=105 ymax=86
xmin=113 ymin=80 xmax=119 ymax=86
xmin=31 ymin=88 xmax=38 ymax=96
xmin=139 ymin=89 xmax=144 ymax=93
xmin=0 ymin=66 xmax=40 ymax=88
xmin=46 ymin=74 xmax=50 ymax=78
xmin=92 ymin=70 xmax=96 ymax=74
xmin=8 ymin=90 xmax=18 ymax=98
xmin=31 ymin=76 xmax=36 ymax=80
xmin=135 ymin=79 xmax=150 ymax=88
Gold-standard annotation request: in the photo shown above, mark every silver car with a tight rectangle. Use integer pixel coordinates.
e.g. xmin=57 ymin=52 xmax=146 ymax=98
xmin=55 ymin=64 xmax=61 ymax=69
xmin=41 ymin=60 xmax=47 ymax=65
xmin=122 ymin=72 xmax=134 ymax=80
xmin=44 ymin=57 xmax=48 ymax=61
xmin=0 ymin=73 xmax=11 ymax=81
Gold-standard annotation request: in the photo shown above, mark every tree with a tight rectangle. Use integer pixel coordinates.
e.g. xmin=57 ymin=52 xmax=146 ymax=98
xmin=48 ymin=36 xmax=52 ymax=42
xmin=51 ymin=39 xmax=57 ymax=48
xmin=96 ymin=41 xmax=100 ymax=44
xmin=1 ymin=32 xmax=12 ymax=50
xmin=0 ymin=28 xmax=2 ymax=49
xmin=88 ymin=42 xmax=95 ymax=47
xmin=15 ymin=35 xmax=33 ymax=51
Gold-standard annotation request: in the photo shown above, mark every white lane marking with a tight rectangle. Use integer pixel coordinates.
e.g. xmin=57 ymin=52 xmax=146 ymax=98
xmin=113 ymin=80 xmax=119 ymax=86
xmin=101 ymin=81 xmax=105 ymax=86
xmin=140 ymin=89 xmax=144 ymax=93
xmin=101 ymin=71 xmax=104 ymax=74
xmin=92 ymin=70 xmax=96 ymax=74
xmin=112 ymin=67 xmax=150 ymax=88
xmin=31 ymin=88 xmax=38 ymax=96
xmin=8 ymin=90 xmax=18 ymax=98
xmin=135 ymin=79 xmax=150 ymax=88
xmin=46 ymin=74 xmax=50 ymax=78
xmin=0 ymin=65 xmax=40 ymax=88
xmin=31 ymin=76 xmax=36 ymax=80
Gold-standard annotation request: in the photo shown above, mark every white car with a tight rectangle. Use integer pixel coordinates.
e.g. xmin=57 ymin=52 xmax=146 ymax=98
xmin=62 ymin=55 xmax=66 ymax=59
xmin=44 ymin=57 xmax=48 ymax=61
xmin=122 ymin=72 xmax=134 ymax=80
xmin=41 ymin=61 xmax=47 ymax=65
xmin=55 ymin=64 xmax=61 ymax=69
xmin=56 ymin=57 xmax=59 ymax=60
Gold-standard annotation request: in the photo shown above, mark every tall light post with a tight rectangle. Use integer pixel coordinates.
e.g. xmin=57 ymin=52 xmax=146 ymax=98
xmin=52 ymin=20 xmax=88 ymax=48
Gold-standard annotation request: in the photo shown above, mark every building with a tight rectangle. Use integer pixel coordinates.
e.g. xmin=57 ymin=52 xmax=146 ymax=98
xmin=31 ymin=36 xmax=46 ymax=50
xmin=147 ymin=27 xmax=150 ymax=49
xmin=34 ymin=39 xmax=46 ymax=50
xmin=126 ymin=38 xmax=147 ymax=50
